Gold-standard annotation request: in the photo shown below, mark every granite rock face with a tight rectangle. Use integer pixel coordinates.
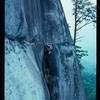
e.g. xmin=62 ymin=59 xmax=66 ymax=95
xmin=5 ymin=0 xmax=87 ymax=100
xmin=5 ymin=39 xmax=48 ymax=100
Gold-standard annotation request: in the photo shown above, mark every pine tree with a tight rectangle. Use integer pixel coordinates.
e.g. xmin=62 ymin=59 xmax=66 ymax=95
xmin=72 ymin=0 xmax=96 ymax=45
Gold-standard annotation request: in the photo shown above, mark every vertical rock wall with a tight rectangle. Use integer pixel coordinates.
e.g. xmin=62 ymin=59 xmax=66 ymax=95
xmin=58 ymin=44 xmax=87 ymax=100
xmin=5 ymin=38 xmax=49 ymax=100
xmin=5 ymin=0 xmax=87 ymax=100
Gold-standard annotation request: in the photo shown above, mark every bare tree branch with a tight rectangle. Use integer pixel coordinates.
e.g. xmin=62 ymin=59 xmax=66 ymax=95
xmin=76 ymin=36 xmax=84 ymax=40
xmin=76 ymin=21 xmax=93 ymax=31
xmin=76 ymin=14 xmax=91 ymax=26
xmin=76 ymin=14 xmax=84 ymax=23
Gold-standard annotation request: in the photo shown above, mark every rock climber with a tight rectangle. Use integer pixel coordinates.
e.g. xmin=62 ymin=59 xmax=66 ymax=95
xmin=44 ymin=43 xmax=53 ymax=55
xmin=44 ymin=43 xmax=53 ymax=82
xmin=43 ymin=43 xmax=59 ymax=100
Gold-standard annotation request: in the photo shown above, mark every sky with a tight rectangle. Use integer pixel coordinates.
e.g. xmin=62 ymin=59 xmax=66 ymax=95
xmin=61 ymin=0 xmax=96 ymax=73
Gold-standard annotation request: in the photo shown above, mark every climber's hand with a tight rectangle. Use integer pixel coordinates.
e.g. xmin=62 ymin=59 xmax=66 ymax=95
xmin=48 ymin=51 xmax=51 ymax=54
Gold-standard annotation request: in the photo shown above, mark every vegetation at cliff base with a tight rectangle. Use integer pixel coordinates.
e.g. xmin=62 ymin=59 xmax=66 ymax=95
xmin=82 ymin=72 xmax=96 ymax=100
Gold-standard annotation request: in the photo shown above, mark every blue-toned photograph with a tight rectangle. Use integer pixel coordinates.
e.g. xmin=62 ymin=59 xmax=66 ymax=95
xmin=5 ymin=0 xmax=96 ymax=100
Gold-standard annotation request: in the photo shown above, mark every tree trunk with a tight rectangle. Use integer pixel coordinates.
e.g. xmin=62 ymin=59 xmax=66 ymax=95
xmin=5 ymin=0 xmax=87 ymax=100
xmin=74 ymin=0 xmax=78 ymax=46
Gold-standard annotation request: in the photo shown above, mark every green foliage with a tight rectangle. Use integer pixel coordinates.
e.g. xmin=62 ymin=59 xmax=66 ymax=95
xmin=75 ymin=45 xmax=88 ymax=69
xmin=72 ymin=0 xmax=96 ymax=45
xmin=82 ymin=72 xmax=96 ymax=100
xmin=72 ymin=0 xmax=96 ymax=24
